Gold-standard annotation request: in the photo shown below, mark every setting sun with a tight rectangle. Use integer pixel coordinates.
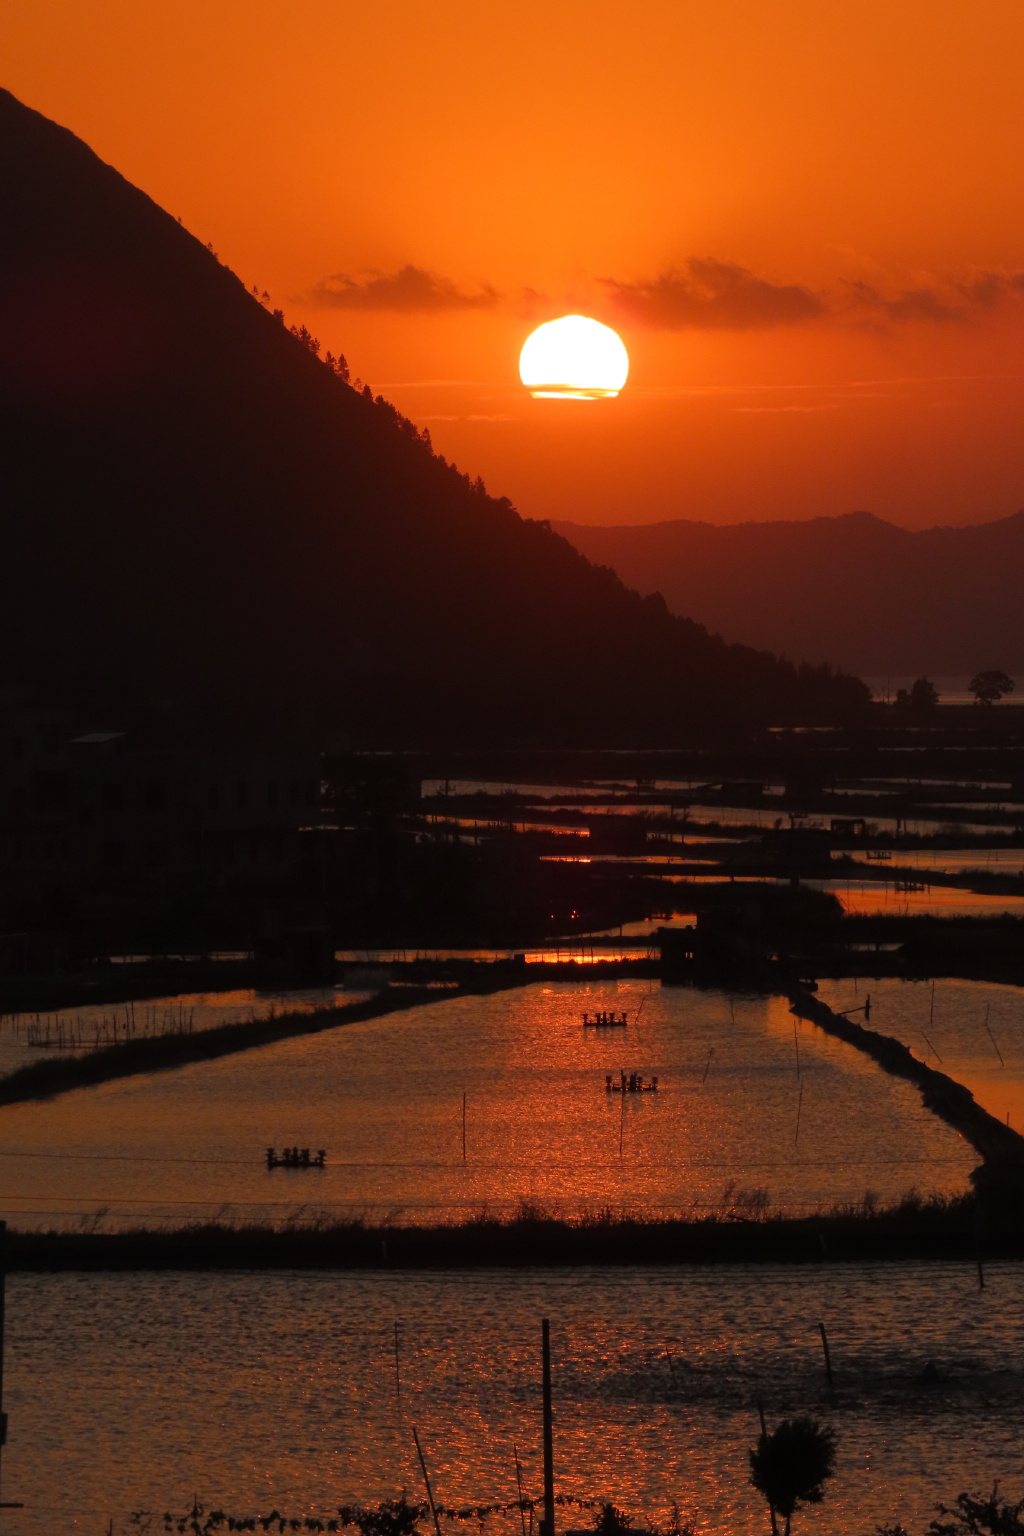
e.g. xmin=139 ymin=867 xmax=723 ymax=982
xmin=519 ymin=315 xmax=629 ymax=399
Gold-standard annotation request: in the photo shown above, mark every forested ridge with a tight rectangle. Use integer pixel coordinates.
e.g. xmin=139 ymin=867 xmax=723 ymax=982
xmin=0 ymin=87 xmax=868 ymax=744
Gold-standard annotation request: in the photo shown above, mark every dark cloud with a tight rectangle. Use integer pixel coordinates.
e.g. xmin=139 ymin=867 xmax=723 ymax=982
xmin=599 ymin=258 xmax=825 ymax=330
xmin=845 ymin=270 xmax=1024 ymax=327
xmin=310 ymin=264 xmax=501 ymax=312
xmin=308 ymin=257 xmax=1024 ymax=334
xmin=843 ymin=279 xmax=966 ymax=325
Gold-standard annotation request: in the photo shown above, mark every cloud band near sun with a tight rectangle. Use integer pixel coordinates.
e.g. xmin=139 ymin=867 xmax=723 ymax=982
xmin=309 ymin=264 xmax=500 ymax=312
xmin=306 ymin=260 xmax=1024 ymax=332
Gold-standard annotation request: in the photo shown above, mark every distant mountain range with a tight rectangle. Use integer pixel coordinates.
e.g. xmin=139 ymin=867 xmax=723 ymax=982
xmin=0 ymin=88 xmax=867 ymax=744
xmin=552 ymin=511 xmax=1024 ymax=678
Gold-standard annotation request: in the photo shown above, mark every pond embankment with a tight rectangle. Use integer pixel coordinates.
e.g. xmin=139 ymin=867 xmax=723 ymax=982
xmin=789 ymin=987 xmax=1024 ymax=1204
xmin=0 ymin=983 xmax=507 ymax=1105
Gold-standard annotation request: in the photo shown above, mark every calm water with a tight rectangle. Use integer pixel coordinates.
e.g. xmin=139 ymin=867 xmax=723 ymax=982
xmin=0 ymin=983 xmax=974 ymax=1228
xmin=808 ymin=878 xmax=1024 ymax=917
xmin=8 ymin=1263 xmax=1024 ymax=1534
xmin=818 ymin=976 xmax=1024 ymax=1130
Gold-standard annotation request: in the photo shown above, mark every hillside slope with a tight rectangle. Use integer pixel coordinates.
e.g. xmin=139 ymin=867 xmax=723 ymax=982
xmin=0 ymin=88 xmax=866 ymax=743
xmin=553 ymin=511 xmax=1024 ymax=676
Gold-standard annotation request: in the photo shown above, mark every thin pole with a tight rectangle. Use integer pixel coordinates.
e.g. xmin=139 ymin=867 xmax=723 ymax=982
xmin=983 ymin=1005 xmax=1005 ymax=1067
xmin=514 ymin=1442 xmax=528 ymax=1536
xmin=394 ymin=1321 xmax=402 ymax=1412
xmin=793 ymin=1019 xmax=801 ymax=1080
xmin=929 ymin=980 xmax=935 ymax=1027
xmin=618 ymin=1086 xmax=626 ymax=1158
xmin=541 ymin=1319 xmax=555 ymax=1536
xmin=818 ymin=1321 xmax=834 ymax=1389
xmin=0 ymin=1219 xmax=5 ymax=1512
xmin=794 ymin=1081 xmax=804 ymax=1146
xmin=462 ymin=1093 xmax=467 ymax=1161
xmin=412 ymin=1424 xmax=443 ymax=1536
xmin=757 ymin=1402 xmax=779 ymax=1536
xmin=702 ymin=1049 xmax=714 ymax=1084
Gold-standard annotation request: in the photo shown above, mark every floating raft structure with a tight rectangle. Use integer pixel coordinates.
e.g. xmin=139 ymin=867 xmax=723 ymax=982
xmin=583 ymin=1010 xmax=628 ymax=1027
xmin=266 ymin=1146 xmax=326 ymax=1169
xmin=606 ymin=1070 xmax=658 ymax=1094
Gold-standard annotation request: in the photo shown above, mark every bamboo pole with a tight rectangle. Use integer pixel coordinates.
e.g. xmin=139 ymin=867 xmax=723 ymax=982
xmin=541 ymin=1320 xmax=555 ymax=1536
xmin=412 ymin=1425 xmax=442 ymax=1536
xmin=514 ymin=1443 xmax=528 ymax=1536
xmin=818 ymin=1322 xmax=834 ymax=1390
xmin=757 ymin=1402 xmax=779 ymax=1536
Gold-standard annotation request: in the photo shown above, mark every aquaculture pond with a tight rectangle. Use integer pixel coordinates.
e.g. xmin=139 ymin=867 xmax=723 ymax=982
xmin=0 ymin=984 xmax=371 ymax=1079
xmin=0 ymin=982 xmax=974 ymax=1229
xmin=8 ymin=1262 xmax=1024 ymax=1533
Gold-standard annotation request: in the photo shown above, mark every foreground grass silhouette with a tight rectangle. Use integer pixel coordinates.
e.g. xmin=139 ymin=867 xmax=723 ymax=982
xmin=9 ymin=1190 xmax=1019 ymax=1270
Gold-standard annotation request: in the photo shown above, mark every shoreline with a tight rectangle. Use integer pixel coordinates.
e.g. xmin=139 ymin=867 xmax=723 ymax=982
xmin=0 ymin=982 xmax=510 ymax=1105
xmin=5 ymin=1198 xmax=1021 ymax=1270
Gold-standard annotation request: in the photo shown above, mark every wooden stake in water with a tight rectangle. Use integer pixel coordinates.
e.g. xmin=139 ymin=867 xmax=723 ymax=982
xmin=818 ymin=1321 xmax=834 ymax=1390
xmin=983 ymin=1004 xmax=1005 ymax=1068
xmin=756 ymin=1402 xmax=779 ymax=1536
xmin=514 ymin=1442 xmax=528 ymax=1536
xmin=0 ymin=1220 xmax=5 ymax=1512
xmin=702 ymin=1049 xmax=714 ymax=1084
xmin=930 ymin=980 xmax=936 ymax=1027
xmin=393 ymin=1321 xmax=402 ymax=1411
xmin=412 ymin=1424 xmax=443 ymax=1536
xmin=0 ymin=1220 xmax=19 ymax=1517
xmin=462 ymin=1092 xmax=467 ymax=1161
xmin=793 ymin=1019 xmax=802 ymax=1080
xmin=541 ymin=1320 xmax=555 ymax=1536
xmin=794 ymin=1080 xmax=804 ymax=1146
xmin=619 ymin=1083 xmax=626 ymax=1158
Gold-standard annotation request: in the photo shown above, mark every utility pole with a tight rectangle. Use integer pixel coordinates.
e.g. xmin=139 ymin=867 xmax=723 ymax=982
xmin=541 ymin=1319 xmax=555 ymax=1536
xmin=0 ymin=1220 xmax=21 ymax=1518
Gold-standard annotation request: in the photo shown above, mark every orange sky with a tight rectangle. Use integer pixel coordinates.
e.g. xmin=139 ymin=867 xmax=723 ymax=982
xmin=9 ymin=0 xmax=1024 ymax=527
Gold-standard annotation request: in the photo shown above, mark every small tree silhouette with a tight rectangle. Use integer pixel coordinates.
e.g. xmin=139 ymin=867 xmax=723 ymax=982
xmin=593 ymin=1505 xmax=632 ymax=1536
xmin=928 ymin=1486 xmax=1024 ymax=1536
xmin=970 ymin=670 xmax=1015 ymax=705
xmin=749 ymin=1416 xmax=837 ymax=1536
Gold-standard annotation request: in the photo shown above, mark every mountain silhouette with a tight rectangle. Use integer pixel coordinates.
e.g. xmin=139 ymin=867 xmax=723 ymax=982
xmin=0 ymin=89 xmax=866 ymax=744
xmin=554 ymin=510 xmax=1024 ymax=679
